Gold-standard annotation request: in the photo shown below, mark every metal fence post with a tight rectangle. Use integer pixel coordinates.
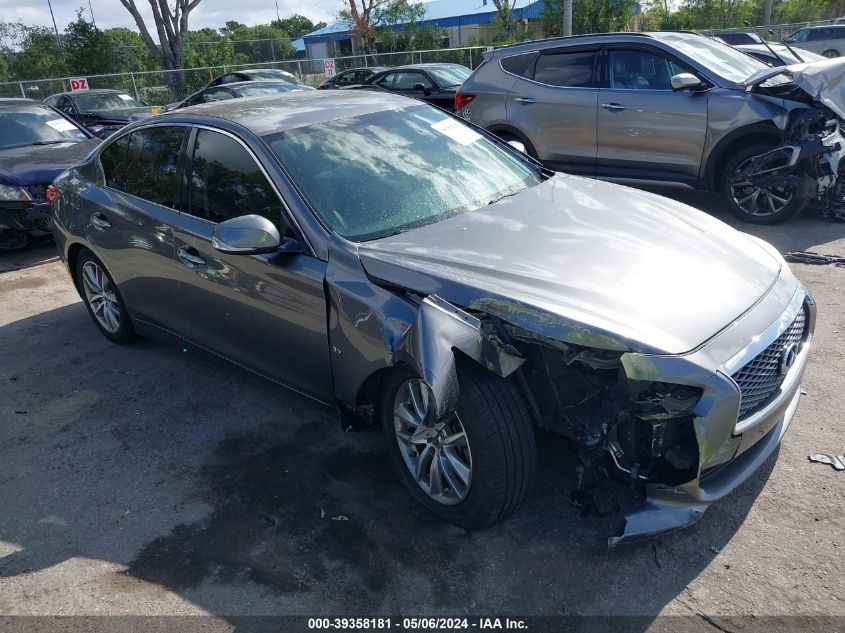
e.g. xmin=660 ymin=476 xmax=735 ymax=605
xmin=469 ymin=48 xmax=473 ymax=69
xmin=19 ymin=81 xmax=25 ymax=97
xmin=297 ymin=61 xmax=303 ymax=78
xmin=130 ymin=72 xmax=139 ymax=100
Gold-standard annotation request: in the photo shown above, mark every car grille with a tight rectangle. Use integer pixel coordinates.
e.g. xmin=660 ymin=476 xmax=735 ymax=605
xmin=732 ymin=308 xmax=807 ymax=420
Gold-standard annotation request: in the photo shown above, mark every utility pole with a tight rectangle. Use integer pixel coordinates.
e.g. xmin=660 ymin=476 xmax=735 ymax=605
xmin=564 ymin=0 xmax=573 ymax=36
xmin=88 ymin=0 xmax=97 ymax=28
xmin=46 ymin=0 xmax=63 ymax=49
xmin=275 ymin=0 xmax=281 ymax=22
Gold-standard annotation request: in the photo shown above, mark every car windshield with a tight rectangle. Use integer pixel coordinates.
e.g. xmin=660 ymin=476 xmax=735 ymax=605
xmin=657 ymin=32 xmax=768 ymax=83
xmin=265 ymin=105 xmax=543 ymax=241
xmin=235 ymin=83 xmax=306 ymax=96
xmin=245 ymin=69 xmax=304 ymax=84
xmin=0 ymin=107 xmax=87 ymax=150
xmin=428 ymin=66 xmax=472 ymax=88
xmin=74 ymin=92 xmax=144 ymax=110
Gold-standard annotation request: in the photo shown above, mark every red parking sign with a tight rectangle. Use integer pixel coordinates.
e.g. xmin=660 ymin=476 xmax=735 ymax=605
xmin=69 ymin=77 xmax=89 ymax=91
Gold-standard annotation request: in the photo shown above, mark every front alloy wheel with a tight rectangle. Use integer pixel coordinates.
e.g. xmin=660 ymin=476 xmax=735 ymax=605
xmin=393 ymin=379 xmax=472 ymax=505
xmin=722 ymin=143 xmax=806 ymax=224
xmin=381 ymin=363 xmax=536 ymax=529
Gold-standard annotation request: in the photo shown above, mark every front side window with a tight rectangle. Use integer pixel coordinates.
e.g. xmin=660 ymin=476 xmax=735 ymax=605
xmin=392 ymin=72 xmax=433 ymax=91
xmin=534 ymin=51 xmax=597 ymax=87
xmin=609 ymin=50 xmax=683 ymax=90
xmin=789 ymin=29 xmax=808 ymax=42
xmin=265 ymin=105 xmax=543 ymax=241
xmin=0 ymin=105 xmax=88 ymax=150
xmin=123 ymin=126 xmax=187 ymax=208
xmin=189 ymin=129 xmax=282 ymax=227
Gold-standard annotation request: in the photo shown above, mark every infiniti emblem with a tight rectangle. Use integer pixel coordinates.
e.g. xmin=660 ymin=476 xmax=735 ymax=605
xmin=779 ymin=343 xmax=798 ymax=375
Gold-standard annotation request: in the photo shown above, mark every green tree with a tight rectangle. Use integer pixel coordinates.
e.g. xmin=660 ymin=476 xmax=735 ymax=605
xmin=271 ymin=15 xmax=326 ymax=38
xmin=104 ymin=27 xmax=159 ymax=73
xmin=542 ymin=0 xmax=633 ymax=35
xmin=3 ymin=22 xmax=65 ymax=81
xmin=63 ymin=10 xmax=114 ymax=75
xmin=184 ymin=27 xmax=232 ymax=67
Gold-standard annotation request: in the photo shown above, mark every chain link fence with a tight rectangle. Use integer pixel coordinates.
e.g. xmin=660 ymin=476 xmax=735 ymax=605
xmin=0 ymin=46 xmax=487 ymax=105
xmin=700 ymin=18 xmax=837 ymax=41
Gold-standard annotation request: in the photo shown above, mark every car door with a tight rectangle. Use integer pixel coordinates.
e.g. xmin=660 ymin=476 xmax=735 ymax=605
xmin=169 ymin=126 xmax=332 ymax=400
xmin=79 ymin=125 xmax=186 ymax=329
xmin=504 ymin=47 xmax=599 ymax=173
xmin=595 ymin=47 xmax=708 ymax=183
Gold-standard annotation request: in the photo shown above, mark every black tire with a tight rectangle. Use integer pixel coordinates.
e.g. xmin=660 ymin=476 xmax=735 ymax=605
xmin=823 ymin=49 xmax=840 ymax=58
xmin=721 ymin=142 xmax=807 ymax=225
xmin=381 ymin=361 xmax=536 ymax=529
xmin=75 ymin=249 xmax=138 ymax=344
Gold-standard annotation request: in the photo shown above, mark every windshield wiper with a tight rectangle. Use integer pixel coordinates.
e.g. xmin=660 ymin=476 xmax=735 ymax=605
xmin=30 ymin=140 xmax=70 ymax=146
xmin=486 ymin=189 xmax=524 ymax=206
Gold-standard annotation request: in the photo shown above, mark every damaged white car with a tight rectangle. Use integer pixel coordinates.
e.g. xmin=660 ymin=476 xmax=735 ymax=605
xmin=51 ymin=91 xmax=815 ymax=546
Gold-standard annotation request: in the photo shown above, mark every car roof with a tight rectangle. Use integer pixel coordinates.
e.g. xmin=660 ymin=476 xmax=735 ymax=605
xmin=215 ymin=80 xmax=302 ymax=90
xmin=379 ymin=63 xmax=466 ymax=70
xmin=156 ymin=90 xmax=416 ymax=136
xmin=0 ymin=97 xmax=44 ymax=107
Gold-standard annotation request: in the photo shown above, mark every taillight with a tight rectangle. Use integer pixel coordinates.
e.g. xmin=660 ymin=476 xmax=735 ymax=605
xmin=46 ymin=185 xmax=58 ymax=203
xmin=454 ymin=93 xmax=476 ymax=112
xmin=318 ymin=83 xmax=326 ymax=90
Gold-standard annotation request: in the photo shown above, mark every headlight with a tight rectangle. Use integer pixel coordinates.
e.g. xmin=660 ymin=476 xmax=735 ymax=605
xmin=0 ymin=185 xmax=32 ymax=202
xmin=633 ymin=382 xmax=702 ymax=421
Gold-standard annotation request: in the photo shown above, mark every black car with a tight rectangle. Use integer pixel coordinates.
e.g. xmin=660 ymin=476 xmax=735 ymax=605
xmin=206 ymin=68 xmax=312 ymax=89
xmin=44 ymin=89 xmax=157 ymax=138
xmin=353 ymin=63 xmax=473 ymax=111
xmin=173 ymin=80 xmax=310 ymax=110
xmin=319 ymin=66 xmax=386 ymax=89
xmin=0 ymin=99 xmax=98 ymax=249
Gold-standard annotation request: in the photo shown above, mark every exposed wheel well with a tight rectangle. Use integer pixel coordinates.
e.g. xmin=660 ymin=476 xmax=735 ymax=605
xmin=706 ymin=127 xmax=782 ymax=192
xmin=486 ymin=125 xmax=538 ymax=159
xmin=66 ymin=243 xmax=89 ymax=297
xmin=355 ymin=364 xmax=406 ymax=424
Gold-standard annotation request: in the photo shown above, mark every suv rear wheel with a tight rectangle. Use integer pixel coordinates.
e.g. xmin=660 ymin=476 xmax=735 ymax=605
xmin=722 ymin=142 xmax=807 ymax=224
xmin=381 ymin=362 xmax=536 ymax=529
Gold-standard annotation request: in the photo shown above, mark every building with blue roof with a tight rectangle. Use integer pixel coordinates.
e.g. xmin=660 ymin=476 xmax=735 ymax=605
xmin=300 ymin=1 xmax=546 ymax=58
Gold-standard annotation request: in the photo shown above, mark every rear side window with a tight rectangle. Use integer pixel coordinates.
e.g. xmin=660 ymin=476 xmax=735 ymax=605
xmin=188 ymin=129 xmax=282 ymax=228
xmin=99 ymin=135 xmax=129 ymax=189
xmin=501 ymin=53 xmax=537 ymax=78
xmin=534 ymin=51 xmax=597 ymax=87
xmin=124 ymin=126 xmax=186 ymax=208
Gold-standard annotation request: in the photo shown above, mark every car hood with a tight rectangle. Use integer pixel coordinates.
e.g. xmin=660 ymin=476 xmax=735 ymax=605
xmin=357 ymin=176 xmax=782 ymax=355
xmin=745 ymin=56 xmax=845 ymax=119
xmin=0 ymin=139 xmax=99 ymax=185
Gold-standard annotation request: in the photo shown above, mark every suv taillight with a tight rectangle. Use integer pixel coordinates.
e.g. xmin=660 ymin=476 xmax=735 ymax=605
xmin=46 ymin=185 xmax=58 ymax=203
xmin=454 ymin=93 xmax=476 ymax=113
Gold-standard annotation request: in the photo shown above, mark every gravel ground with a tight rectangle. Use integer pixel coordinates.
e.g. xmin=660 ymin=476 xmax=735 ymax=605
xmin=0 ymin=190 xmax=843 ymax=631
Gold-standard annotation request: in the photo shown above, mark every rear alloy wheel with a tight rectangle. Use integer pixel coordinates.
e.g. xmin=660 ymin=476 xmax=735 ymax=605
xmin=823 ymin=49 xmax=840 ymax=58
xmin=722 ymin=143 xmax=807 ymax=225
xmin=76 ymin=250 xmax=137 ymax=343
xmin=381 ymin=363 xmax=536 ymax=529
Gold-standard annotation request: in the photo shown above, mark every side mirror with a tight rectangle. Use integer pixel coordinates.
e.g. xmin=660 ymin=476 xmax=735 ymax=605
xmin=212 ymin=214 xmax=281 ymax=255
xmin=671 ymin=73 xmax=703 ymax=91
xmin=414 ymin=82 xmax=432 ymax=96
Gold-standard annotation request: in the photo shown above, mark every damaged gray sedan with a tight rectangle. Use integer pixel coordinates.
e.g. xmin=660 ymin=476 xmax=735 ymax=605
xmin=50 ymin=91 xmax=815 ymax=545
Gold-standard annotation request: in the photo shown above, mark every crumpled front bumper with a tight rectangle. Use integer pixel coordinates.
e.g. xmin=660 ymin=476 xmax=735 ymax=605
xmin=0 ymin=201 xmax=51 ymax=248
xmin=610 ymin=273 xmax=815 ymax=547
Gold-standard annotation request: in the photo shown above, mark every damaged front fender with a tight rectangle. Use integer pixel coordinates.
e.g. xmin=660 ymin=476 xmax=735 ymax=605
xmin=325 ymin=234 xmax=524 ymax=423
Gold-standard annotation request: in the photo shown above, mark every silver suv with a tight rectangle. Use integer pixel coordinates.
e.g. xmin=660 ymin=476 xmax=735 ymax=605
xmin=456 ymin=31 xmax=845 ymax=224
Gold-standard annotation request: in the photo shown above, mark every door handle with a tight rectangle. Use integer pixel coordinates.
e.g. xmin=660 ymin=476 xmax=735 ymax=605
xmin=177 ymin=246 xmax=206 ymax=267
xmin=601 ymin=102 xmax=627 ymax=112
xmin=90 ymin=213 xmax=111 ymax=231
xmin=514 ymin=96 xmax=536 ymax=105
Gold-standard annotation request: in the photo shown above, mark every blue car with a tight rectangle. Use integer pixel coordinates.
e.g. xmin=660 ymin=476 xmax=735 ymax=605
xmin=0 ymin=98 xmax=99 ymax=249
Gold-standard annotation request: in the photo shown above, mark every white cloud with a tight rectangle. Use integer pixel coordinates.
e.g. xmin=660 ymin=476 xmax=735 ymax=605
xmin=0 ymin=0 xmax=338 ymax=33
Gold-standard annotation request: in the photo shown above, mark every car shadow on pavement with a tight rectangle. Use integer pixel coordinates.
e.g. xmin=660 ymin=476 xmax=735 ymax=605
xmin=0 ymin=299 xmax=778 ymax=625
xmin=0 ymin=242 xmax=58 ymax=274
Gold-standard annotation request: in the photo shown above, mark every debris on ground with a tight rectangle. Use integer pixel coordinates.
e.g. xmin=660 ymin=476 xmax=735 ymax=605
xmin=784 ymin=252 xmax=845 ymax=267
xmin=808 ymin=454 xmax=845 ymax=470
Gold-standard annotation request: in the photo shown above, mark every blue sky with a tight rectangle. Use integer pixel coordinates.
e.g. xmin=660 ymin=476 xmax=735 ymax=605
xmin=0 ymin=0 xmax=339 ymax=32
